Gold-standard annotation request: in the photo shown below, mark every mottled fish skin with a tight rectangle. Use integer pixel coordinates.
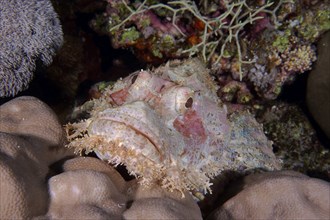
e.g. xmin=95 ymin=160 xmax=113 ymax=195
xmin=66 ymin=58 xmax=281 ymax=197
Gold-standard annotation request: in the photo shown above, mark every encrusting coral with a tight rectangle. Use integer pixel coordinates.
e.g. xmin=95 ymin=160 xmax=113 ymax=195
xmin=0 ymin=0 xmax=63 ymax=97
xmin=66 ymin=58 xmax=281 ymax=198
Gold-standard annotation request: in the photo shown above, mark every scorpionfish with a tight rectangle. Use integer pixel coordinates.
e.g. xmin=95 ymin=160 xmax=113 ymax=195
xmin=66 ymin=58 xmax=281 ymax=197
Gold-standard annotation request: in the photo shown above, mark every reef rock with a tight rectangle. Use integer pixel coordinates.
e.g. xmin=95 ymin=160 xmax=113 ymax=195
xmin=307 ymin=31 xmax=330 ymax=138
xmin=207 ymin=171 xmax=330 ymax=220
xmin=66 ymin=58 xmax=281 ymax=197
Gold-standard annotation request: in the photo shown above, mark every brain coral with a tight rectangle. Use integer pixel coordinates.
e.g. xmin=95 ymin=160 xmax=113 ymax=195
xmin=0 ymin=0 xmax=63 ymax=97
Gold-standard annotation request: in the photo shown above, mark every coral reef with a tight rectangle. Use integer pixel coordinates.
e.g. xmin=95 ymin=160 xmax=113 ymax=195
xmin=91 ymin=0 xmax=329 ymax=101
xmin=212 ymin=0 xmax=329 ymax=101
xmin=207 ymin=171 xmax=330 ymax=220
xmin=92 ymin=0 xmax=280 ymax=68
xmin=0 ymin=0 xmax=63 ymax=97
xmin=244 ymin=32 xmax=317 ymax=100
xmin=256 ymin=102 xmax=330 ymax=179
xmin=66 ymin=58 xmax=280 ymax=198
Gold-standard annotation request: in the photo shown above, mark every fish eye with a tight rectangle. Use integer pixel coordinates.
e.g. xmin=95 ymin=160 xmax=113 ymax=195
xmin=131 ymin=74 xmax=138 ymax=84
xmin=174 ymin=87 xmax=194 ymax=114
xmin=185 ymin=97 xmax=193 ymax=108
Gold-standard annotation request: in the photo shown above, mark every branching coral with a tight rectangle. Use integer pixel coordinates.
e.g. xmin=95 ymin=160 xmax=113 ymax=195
xmin=0 ymin=0 xmax=63 ymax=97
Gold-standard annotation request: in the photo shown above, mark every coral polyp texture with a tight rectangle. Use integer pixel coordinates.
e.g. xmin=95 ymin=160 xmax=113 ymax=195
xmin=0 ymin=0 xmax=63 ymax=97
xmin=65 ymin=58 xmax=281 ymax=198
xmin=91 ymin=0 xmax=329 ymax=101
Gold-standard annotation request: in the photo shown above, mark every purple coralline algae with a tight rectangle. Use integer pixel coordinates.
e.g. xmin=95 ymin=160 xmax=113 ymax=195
xmin=65 ymin=58 xmax=280 ymax=198
xmin=91 ymin=0 xmax=329 ymax=101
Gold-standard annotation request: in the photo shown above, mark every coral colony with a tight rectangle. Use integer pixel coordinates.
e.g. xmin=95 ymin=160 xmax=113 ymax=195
xmin=66 ymin=59 xmax=280 ymax=199
xmin=0 ymin=0 xmax=63 ymax=97
xmin=91 ymin=0 xmax=329 ymax=101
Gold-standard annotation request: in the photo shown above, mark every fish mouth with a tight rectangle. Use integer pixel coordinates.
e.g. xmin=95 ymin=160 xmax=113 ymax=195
xmin=110 ymin=119 xmax=163 ymax=157
xmin=98 ymin=101 xmax=165 ymax=161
